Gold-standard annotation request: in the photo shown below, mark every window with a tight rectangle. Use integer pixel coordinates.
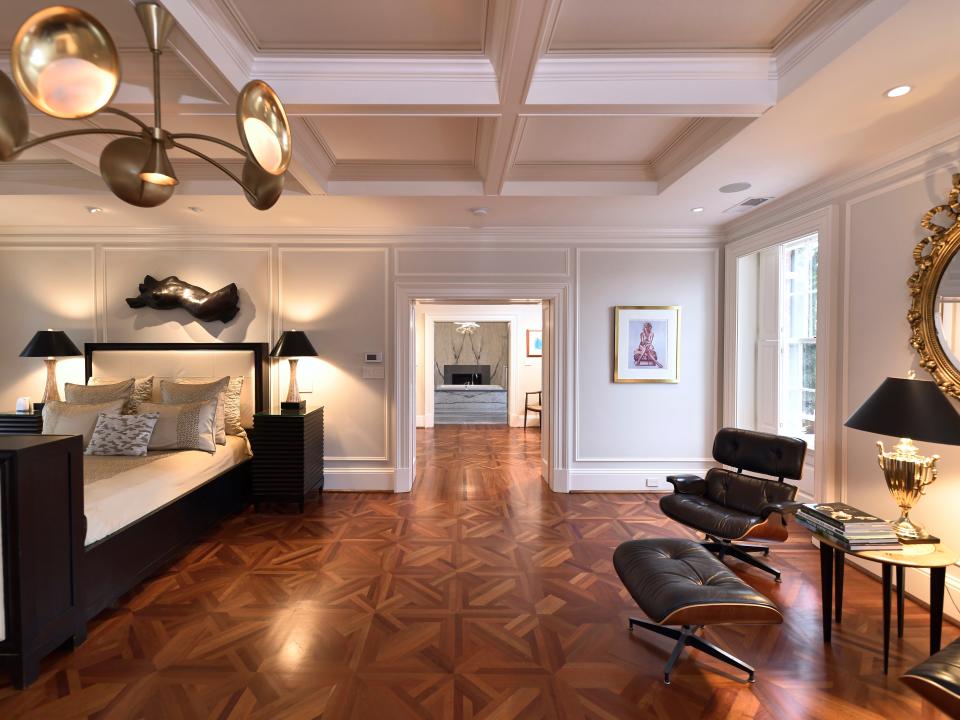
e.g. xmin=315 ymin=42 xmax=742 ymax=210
xmin=778 ymin=235 xmax=818 ymax=441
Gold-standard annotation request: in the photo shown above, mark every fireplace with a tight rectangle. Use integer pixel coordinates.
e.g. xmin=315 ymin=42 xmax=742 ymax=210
xmin=443 ymin=364 xmax=491 ymax=385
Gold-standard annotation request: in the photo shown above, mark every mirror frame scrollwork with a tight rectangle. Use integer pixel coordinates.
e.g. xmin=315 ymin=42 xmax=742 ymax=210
xmin=908 ymin=172 xmax=960 ymax=397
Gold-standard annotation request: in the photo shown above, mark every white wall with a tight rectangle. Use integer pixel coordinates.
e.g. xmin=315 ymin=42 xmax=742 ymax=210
xmin=415 ymin=302 xmax=543 ymax=427
xmin=0 ymin=235 xmax=720 ymax=492
xmin=723 ymin=127 xmax=960 ymax=619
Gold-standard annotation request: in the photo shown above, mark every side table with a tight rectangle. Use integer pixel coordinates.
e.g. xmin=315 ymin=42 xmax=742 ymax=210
xmin=814 ymin=531 xmax=958 ymax=673
xmin=0 ymin=411 xmax=43 ymax=435
xmin=251 ymin=407 xmax=324 ymax=511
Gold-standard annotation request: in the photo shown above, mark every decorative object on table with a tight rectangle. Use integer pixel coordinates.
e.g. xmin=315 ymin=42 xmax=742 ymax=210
xmin=613 ymin=306 xmax=681 ymax=383
xmin=908 ymin=172 xmax=960 ymax=396
xmin=126 ymin=275 xmax=240 ymax=323
xmin=844 ymin=376 xmax=960 ymax=541
xmin=15 ymin=396 xmax=30 ymax=413
xmin=795 ymin=502 xmax=902 ymax=551
xmin=526 ymin=329 xmax=543 ymax=357
xmin=19 ymin=329 xmax=82 ymax=406
xmin=270 ymin=330 xmax=318 ymax=413
xmin=251 ymin=406 xmax=324 ymax=512
xmin=659 ymin=427 xmax=807 ymax=582
xmin=0 ymin=3 xmax=291 ymax=210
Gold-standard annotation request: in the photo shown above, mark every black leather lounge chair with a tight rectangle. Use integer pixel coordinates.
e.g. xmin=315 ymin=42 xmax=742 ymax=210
xmin=659 ymin=427 xmax=807 ymax=582
xmin=902 ymin=639 xmax=960 ymax=718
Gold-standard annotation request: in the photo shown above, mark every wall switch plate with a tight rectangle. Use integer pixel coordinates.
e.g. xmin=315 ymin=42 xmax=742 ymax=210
xmin=645 ymin=478 xmax=660 ymax=488
xmin=362 ymin=365 xmax=385 ymax=379
xmin=364 ymin=352 xmax=383 ymax=363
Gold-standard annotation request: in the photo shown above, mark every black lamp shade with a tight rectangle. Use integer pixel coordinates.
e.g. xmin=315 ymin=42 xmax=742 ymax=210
xmin=270 ymin=330 xmax=317 ymax=358
xmin=845 ymin=377 xmax=960 ymax=446
xmin=19 ymin=330 xmax=81 ymax=358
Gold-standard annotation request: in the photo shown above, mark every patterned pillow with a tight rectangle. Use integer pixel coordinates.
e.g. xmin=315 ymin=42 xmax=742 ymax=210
xmin=65 ymin=379 xmax=135 ymax=409
xmin=139 ymin=399 xmax=218 ymax=453
xmin=90 ymin=376 xmax=154 ymax=414
xmin=160 ymin=377 xmax=229 ymax=444
xmin=85 ymin=411 xmax=159 ymax=456
xmin=42 ymin=399 xmax=126 ymax=447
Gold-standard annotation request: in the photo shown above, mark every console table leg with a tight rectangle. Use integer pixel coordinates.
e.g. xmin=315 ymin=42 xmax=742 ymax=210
xmin=819 ymin=542 xmax=833 ymax=642
xmin=931 ymin=566 xmax=946 ymax=655
xmin=834 ymin=550 xmax=844 ymax=623
xmin=896 ymin=566 xmax=905 ymax=638
xmin=882 ymin=563 xmax=892 ymax=674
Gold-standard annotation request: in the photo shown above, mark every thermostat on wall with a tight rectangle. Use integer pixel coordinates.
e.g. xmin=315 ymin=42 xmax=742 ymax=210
xmin=364 ymin=352 xmax=383 ymax=363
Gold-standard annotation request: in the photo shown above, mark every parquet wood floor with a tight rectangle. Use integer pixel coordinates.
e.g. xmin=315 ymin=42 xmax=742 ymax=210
xmin=0 ymin=426 xmax=956 ymax=719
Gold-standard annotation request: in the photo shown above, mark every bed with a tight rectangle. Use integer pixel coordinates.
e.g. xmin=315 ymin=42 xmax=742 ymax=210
xmin=80 ymin=342 xmax=269 ymax=620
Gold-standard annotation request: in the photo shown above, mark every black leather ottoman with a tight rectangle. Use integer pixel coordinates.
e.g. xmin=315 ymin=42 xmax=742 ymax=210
xmin=902 ymin=639 xmax=960 ymax=718
xmin=613 ymin=538 xmax=783 ymax=683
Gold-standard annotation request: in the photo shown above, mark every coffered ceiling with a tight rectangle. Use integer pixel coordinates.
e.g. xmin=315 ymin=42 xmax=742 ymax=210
xmin=0 ymin=0 xmax=955 ymax=230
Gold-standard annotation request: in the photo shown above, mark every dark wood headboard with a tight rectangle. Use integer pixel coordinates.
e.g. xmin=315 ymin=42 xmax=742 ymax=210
xmin=83 ymin=342 xmax=270 ymax=413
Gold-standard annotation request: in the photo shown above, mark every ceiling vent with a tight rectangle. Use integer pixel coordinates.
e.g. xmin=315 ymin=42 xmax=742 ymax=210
xmin=723 ymin=196 xmax=774 ymax=215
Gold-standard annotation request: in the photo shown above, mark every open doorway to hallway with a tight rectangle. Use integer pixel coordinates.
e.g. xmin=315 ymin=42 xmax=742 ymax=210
xmin=414 ymin=300 xmax=546 ymax=487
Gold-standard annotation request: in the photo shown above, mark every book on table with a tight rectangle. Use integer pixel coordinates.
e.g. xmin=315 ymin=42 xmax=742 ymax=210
xmin=799 ymin=502 xmax=890 ymax=530
xmin=795 ymin=505 xmax=901 ymax=551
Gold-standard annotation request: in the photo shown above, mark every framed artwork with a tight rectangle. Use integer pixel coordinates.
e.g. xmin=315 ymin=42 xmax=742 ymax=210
xmin=526 ymin=329 xmax=543 ymax=357
xmin=613 ymin=306 xmax=681 ymax=383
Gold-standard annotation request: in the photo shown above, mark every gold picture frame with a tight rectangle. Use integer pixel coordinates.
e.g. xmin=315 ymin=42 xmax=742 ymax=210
xmin=613 ymin=305 xmax=681 ymax=383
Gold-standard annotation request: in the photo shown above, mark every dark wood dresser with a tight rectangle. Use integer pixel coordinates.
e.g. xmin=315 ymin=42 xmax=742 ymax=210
xmin=0 ymin=434 xmax=86 ymax=687
xmin=251 ymin=407 xmax=324 ymax=511
xmin=0 ymin=411 xmax=42 ymax=435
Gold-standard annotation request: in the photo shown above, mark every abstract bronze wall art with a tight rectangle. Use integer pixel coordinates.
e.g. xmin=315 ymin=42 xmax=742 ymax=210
xmin=126 ymin=275 xmax=240 ymax=323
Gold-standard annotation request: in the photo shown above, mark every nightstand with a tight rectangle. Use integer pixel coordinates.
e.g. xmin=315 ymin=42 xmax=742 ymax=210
xmin=0 ymin=411 xmax=43 ymax=435
xmin=251 ymin=407 xmax=324 ymax=511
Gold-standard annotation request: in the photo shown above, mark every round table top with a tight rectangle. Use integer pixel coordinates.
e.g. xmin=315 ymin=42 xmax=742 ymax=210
xmin=811 ymin=532 xmax=959 ymax=568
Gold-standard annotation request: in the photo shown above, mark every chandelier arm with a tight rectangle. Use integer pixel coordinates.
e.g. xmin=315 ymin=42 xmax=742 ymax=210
xmin=171 ymin=140 xmax=255 ymax=195
xmin=13 ymin=128 xmax=142 ymax=155
xmin=100 ymin=107 xmax=151 ymax=132
xmin=169 ymin=133 xmax=248 ymax=157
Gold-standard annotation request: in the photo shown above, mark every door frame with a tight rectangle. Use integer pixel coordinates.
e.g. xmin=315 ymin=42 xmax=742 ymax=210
xmin=394 ymin=282 xmax=571 ymax=493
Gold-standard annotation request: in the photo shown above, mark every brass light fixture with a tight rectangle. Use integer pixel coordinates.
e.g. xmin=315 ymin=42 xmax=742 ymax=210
xmin=0 ymin=3 xmax=292 ymax=210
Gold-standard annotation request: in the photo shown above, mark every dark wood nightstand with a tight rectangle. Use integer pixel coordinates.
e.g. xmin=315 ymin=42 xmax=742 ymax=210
xmin=251 ymin=407 xmax=324 ymax=511
xmin=0 ymin=411 xmax=43 ymax=435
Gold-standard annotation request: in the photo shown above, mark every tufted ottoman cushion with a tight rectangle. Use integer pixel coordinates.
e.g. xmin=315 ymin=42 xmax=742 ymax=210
xmin=613 ymin=538 xmax=782 ymax=626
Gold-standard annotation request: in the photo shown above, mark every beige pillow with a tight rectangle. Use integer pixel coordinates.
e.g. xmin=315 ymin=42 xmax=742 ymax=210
xmin=65 ymin=379 xmax=134 ymax=409
xmin=42 ymin=399 xmax=125 ymax=447
xmin=139 ymin=400 xmax=218 ymax=453
xmin=164 ymin=376 xmax=245 ymax=437
xmin=160 ymin=377 xmax=230 ymax=444
xmin=90 ymin=376 xmax=154 ymax=414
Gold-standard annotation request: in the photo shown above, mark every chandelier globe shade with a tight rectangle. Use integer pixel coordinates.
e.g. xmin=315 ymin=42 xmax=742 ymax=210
xmin=0 ymin=2 xmax=292 ymax=210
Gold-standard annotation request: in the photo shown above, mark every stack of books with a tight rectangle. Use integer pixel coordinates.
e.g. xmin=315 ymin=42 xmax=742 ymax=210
xmin=796 ymin=502 xmax=902 ymax=551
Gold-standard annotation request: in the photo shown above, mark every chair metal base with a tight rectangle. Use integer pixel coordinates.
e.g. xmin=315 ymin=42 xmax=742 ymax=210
xmin=628 ymin=617 xmax=756 ymax=684
xmin=703 ymin=536 xmax=782 ymax=582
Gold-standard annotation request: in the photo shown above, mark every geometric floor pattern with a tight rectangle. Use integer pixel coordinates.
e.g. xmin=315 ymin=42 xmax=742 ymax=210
xmin=0 ymin=425 xmax=955 ymax=718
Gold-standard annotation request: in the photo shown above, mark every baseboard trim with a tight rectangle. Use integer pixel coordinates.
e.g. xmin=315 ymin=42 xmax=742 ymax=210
xmin=568 ymin=468 xmax=710 ymax=493
xmin=323 ymin=467 xmax=395 ymax=492
xmin=416 ymin=415 xmax=425 ymax=428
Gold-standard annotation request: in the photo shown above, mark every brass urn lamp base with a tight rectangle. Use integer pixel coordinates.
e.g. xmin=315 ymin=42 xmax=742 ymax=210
xmin=877 ymin=438 xmax=937 ymax=541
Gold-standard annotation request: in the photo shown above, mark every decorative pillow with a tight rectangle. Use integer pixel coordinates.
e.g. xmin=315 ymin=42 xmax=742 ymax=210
xmin=90 ymin=376 xmax=154 ymax=414
xmin=160 ymin=377 xmax=229 ymax=444
xmin=42 ymin=399 xmax=125 ymax=447
xmin=139 ymin=399 xmax=218 ymax=453
xmin=85 ymin=411 xmax=159 ymax=457
xmin=65 ymin=379 xmax=135 ymax=409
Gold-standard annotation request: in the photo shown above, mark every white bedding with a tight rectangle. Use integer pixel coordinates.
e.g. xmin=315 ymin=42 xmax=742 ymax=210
xmin=83 ymin=435 xmax=252 ymax=546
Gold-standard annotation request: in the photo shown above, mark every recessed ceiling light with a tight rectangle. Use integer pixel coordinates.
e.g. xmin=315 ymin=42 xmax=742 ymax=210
xmin=86 ymin=206 xmax=103 ymax=214
xmin=470 ymin=207 xmax=489 ymax=216
xmin=188 ymin=206 xmax=203 ymax=213
xmin=719 ymin=182 xmax=752 ymax=194
xmin=885 ymin=84 xmax=912 ymax=98
xmin=691 ymin=207 xmax=705 ymax=213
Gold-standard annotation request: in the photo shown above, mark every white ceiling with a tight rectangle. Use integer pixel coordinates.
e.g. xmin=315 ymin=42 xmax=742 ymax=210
xmin=0 ymin=0 xmax=954 ymax=232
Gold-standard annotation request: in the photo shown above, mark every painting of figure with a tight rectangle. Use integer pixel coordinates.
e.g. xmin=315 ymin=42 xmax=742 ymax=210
xmin=614 ymin=306 xmax=680 ymax=383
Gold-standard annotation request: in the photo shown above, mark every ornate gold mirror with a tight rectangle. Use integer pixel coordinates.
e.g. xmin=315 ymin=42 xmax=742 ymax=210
xmin=908 ymin=173 xmax=960 ymax=396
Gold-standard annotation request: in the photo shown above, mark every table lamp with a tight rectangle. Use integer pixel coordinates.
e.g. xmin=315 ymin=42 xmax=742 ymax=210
xmin=19 ymin=329 xmax=82 ymax=408
xmin=270 ymin=330 xmax=317 ymax=413
xmin=845 ymin=376 xmax=960 ymax=541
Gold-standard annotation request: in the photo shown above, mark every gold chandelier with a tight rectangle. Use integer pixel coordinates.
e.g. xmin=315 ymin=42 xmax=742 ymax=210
xmin=0 ymin=3 xmax=292 ymax=210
